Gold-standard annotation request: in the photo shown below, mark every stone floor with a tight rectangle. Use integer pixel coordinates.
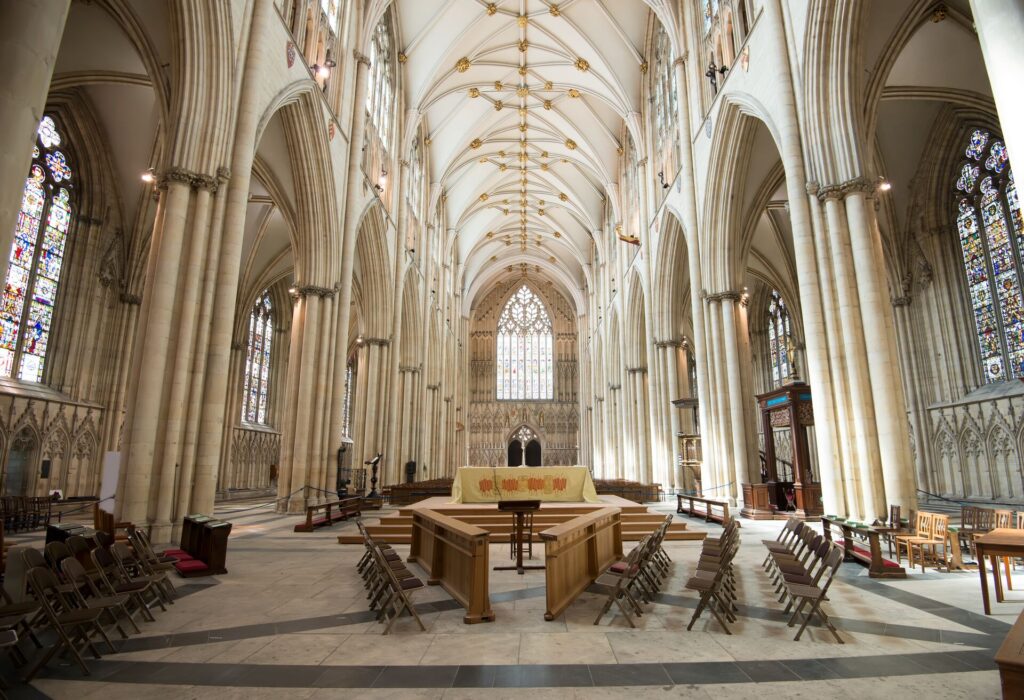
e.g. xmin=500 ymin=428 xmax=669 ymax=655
xmin=4 ymin=501 xmax=1012 ymax=698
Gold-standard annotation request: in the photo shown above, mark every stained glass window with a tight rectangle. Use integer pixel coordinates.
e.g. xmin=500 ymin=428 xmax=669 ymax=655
xmin=320 ymin=0 xmax=340 ymax=32
xmin=241 ymin=293 xmax=274 ymax=424
xmin=1 ymin=116 xmax=74 ymax=382
xmin=496 ymin=285 xmax=554 ymax=400
xmin=652 ymin=22 xmax=679 ymax=188
xmin=767 ymin=290 xmax=793 ymax=387
xmin=954 ymin=128 xmax=1023 ymax=382
xmin=366 ymin=11 xmax=395 ymax=148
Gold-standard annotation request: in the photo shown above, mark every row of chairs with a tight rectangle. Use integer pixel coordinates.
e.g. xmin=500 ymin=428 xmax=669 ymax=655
xmin=1 ymin=497 xmax=53 ymax=533
xmin=1 ymin=529 xmax=179 ymax=686
xmin=355 ymin=521 xmax=427 ymax=634
xmin=592 ymin=515 xmax=673 ymax=627
xmin=761 ymin=518 xmax=845 ymax=642
xmin=684 ymin=518 xmax=740 ymax=633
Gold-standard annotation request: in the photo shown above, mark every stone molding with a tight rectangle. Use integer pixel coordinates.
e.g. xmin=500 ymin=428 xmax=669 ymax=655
xmin=399 ymin=365 xmax=421 ymax=373
xmin=626 ymin=367 xmax=647 ymax=374
xmin=295 ymin=284 xmax=338 ymax=298
xmin=354 ymin=51 xmax=371 ymax=66
xmin=608 ymin=383 xmax=621 ymax=391
xmin=703 ymin=290 xmax=742 ymax=302
xmin=119 ymin=292 xmax=142 ymax=306
xmin=158 ymin=166 xmax=224 ymax=194
xmin=364 ymin=337 xmax=390 ymax=347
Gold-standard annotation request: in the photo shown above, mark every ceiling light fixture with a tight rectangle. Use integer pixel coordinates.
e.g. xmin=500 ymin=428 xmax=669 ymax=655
xmin=140 ymin=168 xmax=156 ymax=183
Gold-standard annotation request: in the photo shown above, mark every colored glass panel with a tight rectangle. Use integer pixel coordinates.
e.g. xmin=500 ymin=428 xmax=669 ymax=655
xmin=3 ymin=116 xmax=73 ymax=383
xmin=496 ymin=285 xmax=553 ymax=400
xmin=957 ymin=164 xmax=980 ymax=193
xmin=967 ymin=129 xmax=989 ymax=161
xmin=986 ymin=141 xmax=1009 ymax=174
xmin=241 ymin=292 xmax=273 ymax=424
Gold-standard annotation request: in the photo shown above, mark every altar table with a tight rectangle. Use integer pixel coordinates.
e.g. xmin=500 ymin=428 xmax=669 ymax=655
xmin=450 ymin=466 xmax=600 ymax=503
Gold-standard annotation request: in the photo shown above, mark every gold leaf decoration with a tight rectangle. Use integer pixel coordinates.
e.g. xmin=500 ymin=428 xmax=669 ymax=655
xmin=470 ymin=138 xmax=482 ymax=149
xmin=568 ymin=88 xmax=581 ymax=98
xmin=565 ymin=138 xmax=577 ymax=150
xmin=575 ymin=57 xmax=589 ymax=71
xmin=544 ymin=81 xmax=553 ymax=90
xmin=519 ymin=40 xmax=529 ymax=52
xmin=494 ymin=80 xmax=504 ymax=91
xmin=540 ymin=163 xmax=548 ymax=171
xmin=480 ymin=193 xmax=489 ymax=201
xmin=518 ymin=14 xmax=528 ymax=27
xmin=398 ymin=52 xmax=408 ymax=64
xmin=494 ymin=100 xmax=504 ymax=111
xmin=543 ymin=100 xmax=552 ymax=110
xmin=553 ymin=231 xmax=562 ymax=238
xmin=455 ymin=57 xmax=471 ymax=72
xmin=468 ymin=87 xmax=480 ymax=98
xmin=516 ymin=86 xmax=529 ymax=97
xmin=559 ymin=192 xmax=568 ymax=201
xmin=549 ymin=4 xmax=560 ymax=16
xmin=486 ymin=3 xmax=497 ymax=15
xmin=518 ymin=66 xmax=527 ymax=76
xmin=640 ymin=61 xmax=648 ymax=74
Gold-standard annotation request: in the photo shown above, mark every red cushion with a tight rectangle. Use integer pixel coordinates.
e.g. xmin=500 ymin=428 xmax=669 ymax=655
xmin=174 ymin=559 xmax=210 ymax=573
xmin=164 ymin=549 xmax=190 ymax=557
xmin=400 ymin=577 xmax=423 ymax=590
xmin=610 ymin=562 xmax=627 ymax=573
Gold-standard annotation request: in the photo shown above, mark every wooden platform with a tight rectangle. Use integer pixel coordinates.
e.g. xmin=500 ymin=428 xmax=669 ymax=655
xmin=338 ymin=496 xmax=705 ymax=545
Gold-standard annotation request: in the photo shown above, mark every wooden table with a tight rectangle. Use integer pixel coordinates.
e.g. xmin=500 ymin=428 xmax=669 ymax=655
xmin=974 ymin=528 xmax=1024 ymax=615
xmin=676 ymin=494 xmax=731 ymax=524
xmin=494 ymin=500 xmax=545 ymax=575
xmin=997 ymin=609 xmax=1024 ymax=696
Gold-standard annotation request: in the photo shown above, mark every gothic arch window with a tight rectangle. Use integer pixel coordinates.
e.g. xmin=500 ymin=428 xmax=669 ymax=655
xmin=652 ymin=22 xmax=679 ymax=187
xmin=1 ymin=115 xmax=75 ymax=383
xmin=767 ymin=289 xmax=793 ymax=386
xmin=496 ymin=285 xmax=554 ymax=401
xmin=366 ymin=10 xmax=396 ymax=149
xmin=320 ymin=0 xmax=340 ymax=33
xmin=953 ymin=128 xmax=1023 ymax=383
xmin=241 ymin=292 xmax=273 ymax=424
xmin=341 ymin=359 xmax=354 ymax=439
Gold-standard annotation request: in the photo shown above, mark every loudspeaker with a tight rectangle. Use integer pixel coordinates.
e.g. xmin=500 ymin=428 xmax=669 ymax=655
xmin=40 ymin=459 xmax=51 ymax=479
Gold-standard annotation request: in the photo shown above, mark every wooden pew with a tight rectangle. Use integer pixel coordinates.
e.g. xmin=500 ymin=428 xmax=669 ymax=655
xmin=676 ymin=494 xmax=732 ymax=525
xmin=997 ymin=609 xmax=1024 ymax=697
xmin=293 ymin=497 xmax=363 ymax=533
xmin=408 ymin=508 xmax=495 ymax=624
xmin=821 ymin=515 xmax=906 ymax=579
xmin=540 ymin=506 xmax=623 ymax=621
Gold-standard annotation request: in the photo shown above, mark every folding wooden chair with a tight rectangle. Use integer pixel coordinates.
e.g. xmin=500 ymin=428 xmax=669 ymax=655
xmin=370 ymin=545 xmax=426 ymax=635
xmin=61 ymin=557 xmax=140 ymax=637
xmin=593 ymin=544 xmax=646 ymax=627
xmin=90 ymin=546 xmax=163 ymax=621
xmin=110 ymin=542 xmax=176 ymax=605
xmin=22 ymin=567 xmax=112 ymax=681
xmin=783 ymin=546 xmax=845 ymax=642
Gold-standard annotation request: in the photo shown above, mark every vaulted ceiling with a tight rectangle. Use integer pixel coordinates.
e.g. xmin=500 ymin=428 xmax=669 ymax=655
xmin=392 ymin=0 xmax=657 ymax=309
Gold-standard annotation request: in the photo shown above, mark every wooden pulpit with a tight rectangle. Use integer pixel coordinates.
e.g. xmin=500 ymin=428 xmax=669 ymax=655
xmin=743 ymin=382 xmax=822 ymax=519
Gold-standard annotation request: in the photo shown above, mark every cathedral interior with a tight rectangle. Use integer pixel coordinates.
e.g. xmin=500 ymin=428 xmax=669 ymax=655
xmin=0 ymin=0 xmax=1022 ymax=697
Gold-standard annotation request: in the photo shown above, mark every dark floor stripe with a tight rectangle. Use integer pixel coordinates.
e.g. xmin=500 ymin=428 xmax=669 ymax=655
xmin=24 ymin=650 xmax=997 ymax=689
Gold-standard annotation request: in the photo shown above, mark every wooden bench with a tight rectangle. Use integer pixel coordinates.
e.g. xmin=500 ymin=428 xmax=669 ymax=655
xmin=293 ymin=497 xmax=362 ymax=532
xmin=821 ymin=515 xmax=906 ymax=579
xmin=997 ymin=609 xmax=1024 ymax=696
xmin=676 ymin=494 xmax=733 ymax=525
xmin=540 ymin=506 xmax=623 ymax=621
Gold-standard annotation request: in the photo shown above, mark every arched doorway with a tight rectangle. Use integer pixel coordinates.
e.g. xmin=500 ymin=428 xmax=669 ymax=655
xmin=508 ymin=425 xmax=541 ymax=466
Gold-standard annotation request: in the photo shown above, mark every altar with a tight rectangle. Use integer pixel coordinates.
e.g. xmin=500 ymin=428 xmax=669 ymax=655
xmin=450 ymin=466 xmax=600 ymax=503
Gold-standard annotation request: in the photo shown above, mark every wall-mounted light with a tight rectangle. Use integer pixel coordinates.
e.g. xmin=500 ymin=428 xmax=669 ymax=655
xmin=377 ymin=168 xmax=388 ymax=192
xmin=658 ymin=170 xmax=669 ymax=190
xmin=140 ymin=168 xmax=156 ymax=183
xmin=355 ymin=334 xmax=365 ymax=346
xmin=877 ymin=178 xmax=892 ymax=192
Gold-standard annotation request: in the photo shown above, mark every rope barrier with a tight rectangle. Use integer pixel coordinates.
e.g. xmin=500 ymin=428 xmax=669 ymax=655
xmin=916 ymin=488 xmax=1022 ymax=509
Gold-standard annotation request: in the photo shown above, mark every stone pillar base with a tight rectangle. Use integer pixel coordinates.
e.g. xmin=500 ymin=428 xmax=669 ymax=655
xmin=149 ymin=522 xmax=174 ymax=546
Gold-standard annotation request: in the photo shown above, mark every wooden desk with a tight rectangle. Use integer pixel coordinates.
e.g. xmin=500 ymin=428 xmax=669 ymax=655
xmin=974 ymin=528 xmax=1024 ymax=615
xmin=997 ymin=609 xmax=1024 ymax=697
xmin=540 ymin=507 xmax=622 ymax=621
xmin=408 ymin=509 xmax=495 ymax=624
xmin=821 ymin=516 xmax=906 ymax=579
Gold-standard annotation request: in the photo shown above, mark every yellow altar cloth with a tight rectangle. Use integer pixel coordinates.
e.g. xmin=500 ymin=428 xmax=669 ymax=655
xmin=450 ymin=466 xmax=600 ymax=503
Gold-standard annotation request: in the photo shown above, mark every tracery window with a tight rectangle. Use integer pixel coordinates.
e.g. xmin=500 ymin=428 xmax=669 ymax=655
xmin=320 ymin=0 xmax=340 ymax=33
xmin=241 ymin=292 xmax=273 ymax=424
xmin=652 ymin=22 xmax=679 ymax=188
xmin=766 ymin=290 xmax=793 ymax=386
xmin=407 ymin=135 xmax=423 ymax=218
xmin=954 ymin=128 xmax=1023 ymax=383
xmin=366 ymin=10 xmax=395 ymax=149
xmin=1 ymin=116 xmax=75 ymax=382
xmin=496 ymin=285 xmax=553 ymax=400
xmin=341 ymin=360 xmax=354 ymax=439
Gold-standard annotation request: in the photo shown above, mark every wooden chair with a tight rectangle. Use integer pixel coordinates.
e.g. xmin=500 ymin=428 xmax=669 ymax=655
xmin=895 ymin=512 xmax=933 ymax=567
xmin=61 ymin=557 xmax=140 ymax=637
xmin=912 ymin=513 xmax=949 ymax=572
xmin=23 ymin=566 xmax=112 ymax=681
xmin=369 ymin=542 xmax=426 ymax=635
xmin=593 ymin=544 xmax=646 ymax=627
xmin=685 ymin=530 xmax=739 ymax=634
xmin=783 ymin=546 xmax=845 ymax=642
xmin=89 ymin=546 xmax=163 ymax=620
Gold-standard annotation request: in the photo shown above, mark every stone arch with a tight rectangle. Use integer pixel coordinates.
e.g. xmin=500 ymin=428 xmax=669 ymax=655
xmin=4 ymin=424 xmax=40 ymax=497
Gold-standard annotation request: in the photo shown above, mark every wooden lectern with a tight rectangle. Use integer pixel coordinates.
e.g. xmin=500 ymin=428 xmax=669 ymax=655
xmin=493 ymin=500 xmax=545 ymax=575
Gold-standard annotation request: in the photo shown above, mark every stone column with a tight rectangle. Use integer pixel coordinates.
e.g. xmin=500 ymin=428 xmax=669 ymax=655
xmin=845 ymin=182 xmax=916 ymax=512
xmin=721 ymin=295 xmax=752 ymax=507
xmin=119 ymin=174 xmax=193 ymax=524
xmin=970 ymin=0 xmax=1024 ymax=168
xmin=283 ymin=291 xmax=323 ymax=511
xmin=0 ymin=0 xmax=71 ymax=263
xmin=705 ymin=296 xmax=733 ymax=501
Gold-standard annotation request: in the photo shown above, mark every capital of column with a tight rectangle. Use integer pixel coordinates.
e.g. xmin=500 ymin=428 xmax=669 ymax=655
xmin=119 ymin=292 xmax=142 ymax=306
xmin=704 ymin=290 xmax=743 ymax=302
xmin=672 ymin=52 xmax=688 ymax=68
xmin=637 ymin=157 xmax=648 ymax=168
xmin=891 ymin=296 xmax=912 ymax=307
xmin=354 ymin=51 xmax=371 ymax=67
xmin=805 ymin=181 xmax=820 ymax=196
xmin=399 ymin=365 xmax=421 ymax=373
xmin=626 ymin=366 xmax=647 ymax=375
xmin=816 ymin=184 xmax=844 ymax=201
xmin=294 ymin=284 xmax=338 ymax=298
xmin=364 ymin=336 xmax=390 ymax=347
xmin=655 ymin=338 xmax=685 ymax=348
xmin=839 ymin=176 xmax=876 ymax=197
xmin=231 ymin=340 xmax=246 ymax=351
xmin=426 ymin=384 xmax=440 ymax=391
xmin=608 ymin=383 xmax=621 ymax=391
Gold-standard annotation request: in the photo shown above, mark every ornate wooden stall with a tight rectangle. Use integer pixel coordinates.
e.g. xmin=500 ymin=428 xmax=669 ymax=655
xmin=743 ymin=382 xmax=822 ymax=519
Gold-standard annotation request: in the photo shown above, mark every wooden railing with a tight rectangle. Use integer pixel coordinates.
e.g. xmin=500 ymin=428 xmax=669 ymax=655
xmin=676 ymin=494 xmax=732 ymax=525
xmin=408 ymin=508 xmax=495 ymax=624
xmin=539 ymin=506 xmax=623 ymax=621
